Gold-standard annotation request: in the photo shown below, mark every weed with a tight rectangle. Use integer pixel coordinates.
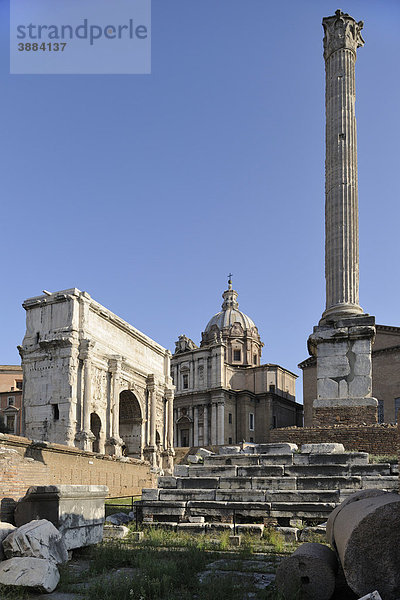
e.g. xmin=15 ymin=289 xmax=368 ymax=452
xmin=263 ymin=528 xmax=285 ymax=553
xmin=0 ymin=586 xmax=29 ymax=600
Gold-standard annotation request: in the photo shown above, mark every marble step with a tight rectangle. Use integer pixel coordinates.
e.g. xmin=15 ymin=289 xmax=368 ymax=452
xmin=284 ymin=464 xmax=351 ymax=477
xmin=236 ymin=466 xmax=285 ymax=477
xmin=203 ymin=454 xmax=294 ymax=467
xmin=265 ymin=490 xmax=340 ymax=503
xmin=292 ymin=452 xmax=369 ymax=466
xmin=219 ymin=477 xmax=298 ymax=490
xmin=295 ymin=476 xmax=362 ymax=490
xmin=270 ymin=502 xmax=337 ymax=518
xmin=187 ymin=465 xmax=238 ymax=478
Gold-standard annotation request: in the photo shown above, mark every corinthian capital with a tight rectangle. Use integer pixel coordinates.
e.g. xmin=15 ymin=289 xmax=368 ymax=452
xmin=323 ymin=9 xmax=364 ymax=60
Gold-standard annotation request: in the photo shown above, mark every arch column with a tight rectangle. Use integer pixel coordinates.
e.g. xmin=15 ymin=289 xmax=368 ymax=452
xmin=108 ymin=355 xmax=123 ymax=456
xmin=77 ymin=340 xmax=95 ymax=451
xmin=163 ymin=387 xmax=175 ymax=474
xmin=144 ymin=374 xmax=157 ymax=467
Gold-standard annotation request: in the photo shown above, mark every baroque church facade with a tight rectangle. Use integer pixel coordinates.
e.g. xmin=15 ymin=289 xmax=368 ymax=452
xmin=171 ymin=280 xmax=303 ymax=447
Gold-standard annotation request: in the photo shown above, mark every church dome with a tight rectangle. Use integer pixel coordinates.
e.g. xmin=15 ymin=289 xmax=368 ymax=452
xmin=204 ymin=305 xmax=256 ymax=333
xmin=204 ymin=279 xmax=257 ymax=334
xmin=201 ymin=278 xmax=263 ymax=366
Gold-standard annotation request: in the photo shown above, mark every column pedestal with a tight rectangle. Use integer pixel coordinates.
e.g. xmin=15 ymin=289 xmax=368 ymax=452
xmin=308 ymin=315 xmax=377 ymax=425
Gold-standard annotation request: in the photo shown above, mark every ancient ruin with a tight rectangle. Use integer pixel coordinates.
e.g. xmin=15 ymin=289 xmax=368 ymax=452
xmin=19 ymin=288 xmax=174 ymax=469
xmin=307 ymin=10 xmax=378 ymax=426
xmin=139 ymin=443 xmax=397 ymax=532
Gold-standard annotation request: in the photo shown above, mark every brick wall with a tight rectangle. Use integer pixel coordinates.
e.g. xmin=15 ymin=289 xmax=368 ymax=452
xmin=0 ymin=433 xmax=156 ymax=522
xmin=270 ymin=424 xmax=398 ymax=455
xmin=313 ymin=406 xmax=378 ymax=426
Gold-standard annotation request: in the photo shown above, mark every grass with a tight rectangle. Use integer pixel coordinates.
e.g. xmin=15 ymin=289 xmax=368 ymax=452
xmin=57 ymin=528 xmax=297 ymax=600
xmin=369 ymin=454 xmax=398 ymax=464
xmin=0 ymin=587 xmax=30 ymax=600
xmin=0 ymin=528 xmax=297 ymax=599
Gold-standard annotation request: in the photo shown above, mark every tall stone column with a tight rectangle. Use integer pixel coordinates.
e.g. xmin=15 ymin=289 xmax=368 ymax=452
xmin=193 ymin=406 xmax=199 ymax=446
xmin=203 ymin=404 xmax=209 ymax=446
xmin=77 ymin=340 xmax=95 ymax=452
xmin=211 ymin=402 xmax=217 ymax=445
xmin=308 ymin=10 xmax=377 ymax=426
xmin=322 ymin=10 xmax=364 ymax=321
xmin=173 ymin=408 xmax=178 ymax=446
xmin=108 ymin=355 xmax=123 ymax=456
xmin=217 ymin=402 xmax=225 ymax=445
xmin=163 ymin=387 xmax=175 ymax=474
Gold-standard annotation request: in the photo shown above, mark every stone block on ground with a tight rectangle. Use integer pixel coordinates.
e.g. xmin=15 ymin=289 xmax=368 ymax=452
xmin=235 ymin=524 xmax=264 ymax=537
xmin=299 ymin=525 xmax=327 ymax=542
xmin=301 ymin=443 xmax=345 ymax=454
xmin=275 ymin=542 xmax=338 ymax=600
xmin=254 ymin=443 xmax=298 ymax=454
xmin=229 ymin=535 xmax=241 ymax=546
xmin=276 ymin=527 xmax=298 ymax=542
xmin=358 ymin=592 xmax=382 ymax=600
xmin=197 ymin=448 xmax=214 ymax=458
xmin=327 ymin=490 xmax=400 ymax=599
xmin=141 ymin=489 xmax=159 ymax=501
xmin=158 ymin=476 xmax=177 ymax=489
xmin=103 ymin=525 xmax=130 ymax=540
xmin=14 ymin=485 xmax=108 ymax=550
xmin=3 ymin=519 xmax=68 ymax=565
xmin=174 ymin=465 xmax=189 ymax=477
xmin=177 ymin=523 xmax=206 ymax=533
xmin=105 ymin=512 xmax=132 ymax=525
xmin=178 ymin=477 xmax=219 ymax=489
xmin=0 ymin=557 xmax=60 ymax=593
xmin=188 ymin=454 xmax=203 ymax=464
xmin=219 ymin=446 xmax=241 ymax=455
xmin=0 ymin=523 xmax=16 ymax=560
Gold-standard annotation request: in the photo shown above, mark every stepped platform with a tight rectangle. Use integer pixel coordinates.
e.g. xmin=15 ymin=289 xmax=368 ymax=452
xmin=138 ymin=443 xmax=398 ymax=528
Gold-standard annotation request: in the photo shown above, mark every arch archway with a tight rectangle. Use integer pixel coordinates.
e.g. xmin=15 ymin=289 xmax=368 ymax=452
xmin=119 ymin=390 xmax=143 ymax=458
xmin=90 ymin=413 xmax=102 ymax=453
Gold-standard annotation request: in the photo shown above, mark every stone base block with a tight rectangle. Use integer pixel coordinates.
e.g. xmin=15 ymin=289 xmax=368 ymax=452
xmin=229 ymin=534 xmax=241 ymax=546
xmin=14 ymin=485 xmax=108 ymax=550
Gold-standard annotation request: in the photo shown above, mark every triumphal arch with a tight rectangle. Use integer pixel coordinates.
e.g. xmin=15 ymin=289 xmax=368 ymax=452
xmin=19 ymin=288 xmax=174 ymax=470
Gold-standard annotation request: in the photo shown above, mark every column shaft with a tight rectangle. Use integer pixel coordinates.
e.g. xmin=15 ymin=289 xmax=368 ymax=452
xmin=82 ymin=359 xmax=91 ymax=434
xmin=203 ymin=404 xmax=209 ymax=446
xmin=211 ymin=402 xmax=217 ymax=445
xmin=193 ymin=406 xmax=199 ymax=446
xmin=217 ymin=403 xmax=225 ymax=445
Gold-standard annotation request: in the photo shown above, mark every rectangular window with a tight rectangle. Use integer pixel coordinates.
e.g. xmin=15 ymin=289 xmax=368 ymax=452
xmin=253 ymin=354 xmax=257 ymax=365
xmin=249 ymin=413 xmax=254 ymax=431
xmin=228 ymin=437 xmax=232 ymax=444
xmin=377 ymin=400 xmax=384 ymax=424
xmin=395 ymin=398 xmax=400 ymax=423
xmin=6 ymin=415 xmax=15 ymax=433
xmin=52 ymin=404 xmax=60 ymax=421
xmin=7 ymin=397 xmax=15 ymax=407
xmin=15 ymin=381 xmax=23 ymax=390
xmin=250 ymin=436 xmax=254 ymax=443
xmin=269 ymin=384 xmax=275 ymax=393
xmin=228 ymin=412 xmax=232 ymax=424
xmin=182 ymin=374 xmax=189 ymax=389
xmin=233 ymin=350 xmax=241 ymax=361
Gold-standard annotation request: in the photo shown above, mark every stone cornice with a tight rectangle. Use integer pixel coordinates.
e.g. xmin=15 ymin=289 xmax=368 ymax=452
xmin=23 ymin=288 xmax=168 ymax=358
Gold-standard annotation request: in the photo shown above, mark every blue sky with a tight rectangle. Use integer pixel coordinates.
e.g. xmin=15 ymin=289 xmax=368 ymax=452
xmin=1 ymin=0 xmax=399 ymax=402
